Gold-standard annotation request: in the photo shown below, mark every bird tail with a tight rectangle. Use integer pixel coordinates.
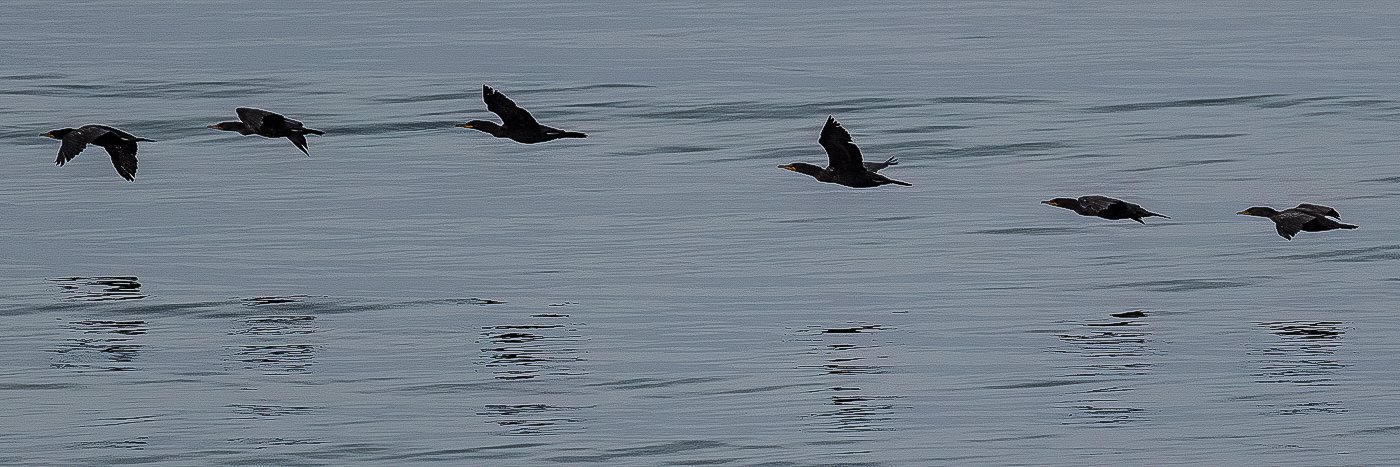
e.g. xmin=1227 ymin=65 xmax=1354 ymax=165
xmin=1148 ymin=211 xmax=1170 ymax=219
xmin=887 ymin=179 xmax=912 ymax=187
xmin=554 ymin=131 xmax=587 ymax=138
xmin=299 ymin=128 xmax=325 ymax=136
xmin=882 ymin=156 xmax=898 ymax=166
xmin=1339 ymin=223 xmax=1359 ymax=229
xmin=135 ymin=138 xmax=156 ymax=142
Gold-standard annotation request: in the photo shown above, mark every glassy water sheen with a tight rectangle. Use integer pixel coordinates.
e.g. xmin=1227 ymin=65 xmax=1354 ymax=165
xmin=3 ymin=1 xmax=1400 ymax=465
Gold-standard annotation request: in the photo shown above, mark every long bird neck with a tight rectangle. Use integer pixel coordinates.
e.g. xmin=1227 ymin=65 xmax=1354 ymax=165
xmin=787 ymin=163 xmax=827 ymax=178
xmin=215 ymin=121 xmax=255 ymax=135
xmin=468 ymin=121 xmax=509 ymax=137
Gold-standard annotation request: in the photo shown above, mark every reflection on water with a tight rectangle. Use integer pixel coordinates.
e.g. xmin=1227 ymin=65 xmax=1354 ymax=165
xmin=228 ymin=312 xmax=320 ymax=375
xmin=242 ymin=295 xmax=316 ymax=306
xmin=799 ymin=323 xmax=899 ymax=433
xmin=477 ymin=314 xmax=585 ymax=381
xmin=1253 ymin=321 xmax=1345 ymax=386
xmin=50 ymin=276 xmax=145 ymax=301
xmin=478 ymin=403 xmax=589 ymax=436
xmin=50 ymin=319 xmax=148 ymax=371
xmin=67 ymin=437 xmax=149 ymax=451
xmin=1249 ymin=321 xmax=1348 ymax=416
xmin=228 ymin=403 xmax=320 ymax=418
xmin=475 ymin=311 xmax=589 ymax=436
xmin=1053 ymin=310 xmax=1153 ymax=425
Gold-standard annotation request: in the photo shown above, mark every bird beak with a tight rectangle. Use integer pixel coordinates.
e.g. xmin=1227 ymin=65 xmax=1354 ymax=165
xmin=39 ymin=132 xmax=50 ymax=138
xmin=1235 ymin=210 xmax=1249 ymax=215
xmin=1041 ymin=200 xmax=1056 ymax=206
xmin=778 ymin=164 xmax=796 ymax=171
xmin=458 ymin=123 xmax=474 ymax=129
xmin=207 ymin=125 xmax=218 ymax=129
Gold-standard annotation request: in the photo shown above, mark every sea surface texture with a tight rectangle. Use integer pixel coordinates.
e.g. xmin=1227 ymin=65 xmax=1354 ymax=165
xmin=3 ymin=1 xmax=1399 ymax=465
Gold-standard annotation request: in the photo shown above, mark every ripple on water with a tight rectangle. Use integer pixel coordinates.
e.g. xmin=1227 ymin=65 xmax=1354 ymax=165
xmin=798 ymin=322 xmax=901 ymax=433
xmin=1248 ymin=321 xmax=1348 ymax=417
xmin=50 ymin=276 xmax=145 ymax=302
xmin=227 ymin=313 xmax=320 ymax=375
xmin=1052 ymin=310 xmax=1154 ymax=426
xmin=478 ymin=403 xmax=590 ymax=436
xmin=1083 ymin=94 xmax=1289 ymax=113
xmin=49 ymin=319 xmax=148 ymax=372
xmin=478 ymin=313 xmax=585 ymax=381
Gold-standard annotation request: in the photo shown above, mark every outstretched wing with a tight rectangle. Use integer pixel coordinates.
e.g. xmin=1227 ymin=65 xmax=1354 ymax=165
xmin=56 ymin=125 xmax=114 ymax=165
xmin=287 ymin=134 xmax=310 ymax=155
xmin=236 ymin=107 xmax=301 ymax=131
xmin=93 ymin=132 xmax=138 ymax=181
xmin=863 ymin=157 xmax=898 ymax=173
xmin=1293 ymin=203 xmax=1340 ymax=218
xmin=818 ymin=116 xmax=865 ymax=173
xmin=1272 ymin=211 xmax=1313 ymax=239
xmin=483 ymin=85 xmax=541 ymax=129
xmin=1075 ymin=195 xmax=1120 ymax=215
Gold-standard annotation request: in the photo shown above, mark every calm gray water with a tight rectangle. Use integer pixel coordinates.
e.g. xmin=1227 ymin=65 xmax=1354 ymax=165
xmin=3 ymin=1 xmax=1400 ymax=465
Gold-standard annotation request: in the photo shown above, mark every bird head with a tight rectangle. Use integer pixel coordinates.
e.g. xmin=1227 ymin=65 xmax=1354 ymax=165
xmin=1236 ymin=206 xmax=1278 ymax=217
xmin=779 ymin=162 xmax=824 ymax=177
xmin=458 ymin=120 xmax=505 ymax=137
xmin=41 ymin=128 xmax=74 ymax=139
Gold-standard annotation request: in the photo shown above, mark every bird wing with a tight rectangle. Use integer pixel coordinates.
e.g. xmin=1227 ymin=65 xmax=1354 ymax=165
xmin=862 ymin=157 xmax=897 ymax=173
xmin=287 ymin=133 xmax=310 ymax=155
xmin=1075 ymin=195 xmax=1119 ymax=215
xmin=1272 ymin=211 xmax=1313 ymax=239
xmin=483 ymin=85 xmax=541 ymax=129
xmin=93 ymin=132 xmax=138 ymax=181
xmin=1293 ymin=203 xmax=1340 ymax=218
xmin=818 ymin=116 xmax=865 ymax=173
xmin=56 ymin=125 xmax=114 ymax=165
xmin=236 ymin=107 xmax=300 ymax=131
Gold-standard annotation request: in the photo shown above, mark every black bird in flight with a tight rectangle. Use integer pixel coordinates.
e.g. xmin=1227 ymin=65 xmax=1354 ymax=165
xmin=458 ymin=85 xmax=587 ymax=144
xmin=210 ymin=107 xmax=324 ymax=155
xmin=779 ymin=116 xmax=911 ymax=188
xmin=43 ymin=124 xmax=153 ymax=181
xmin=1237 ymin=203 xmax=1356 ymax=239
xmin=1042 ymin=195 xmax=1169 ymax=224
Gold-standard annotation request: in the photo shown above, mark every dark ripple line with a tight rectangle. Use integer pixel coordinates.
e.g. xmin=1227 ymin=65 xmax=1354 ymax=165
xmin=1270 ymin=244 xmax=1400 ymax=263
xmin=1085 ymin=94 xmax=1288 ymax=113
xmin=372 ymin=443 xmax=551 ymax=462
xmin=1111 ymin=278 xmax=1252 ymax=292
xmin=0 ymin=73 xmax=68 ymax=81
xmin=939 ymin=141 xmax=1068 ymax=159
xmin=984 ymin=379 xmax=1096 ymax=390
xmin=1121 ymin=158 xmax=1240 ymax=173
xmin=613 ymin=145 xmax=723 ymax=157
xmin=1254 ymin=95 xmax=1358 ymax=108
xmin=590 ymin=376 xmax=728 ymax=390
xmin=0 ymin=79 xmax=341 ymax=99
xmin=544 ymin=440 xmax=729 ymax=463
xmin=636 ymin=97 xmax=918 ymax=122
xmin=370 ymin=83 xmax=654 ymax=104
xmin=0 ymin=382 xmax=83 ymax=390
xmin=325 ymin=120 xmax=464 ymax=136
xmin=972 ymin=226 xmax=1085 ymax=235
xmin=1132 ymin=133 xmax=1247 ymax=141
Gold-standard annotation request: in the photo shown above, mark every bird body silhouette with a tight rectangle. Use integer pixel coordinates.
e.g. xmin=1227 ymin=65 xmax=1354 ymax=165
xmin=459 ymin=85 xmax=586 ymax=144
xmin=1042 ymin=195 xmax=1169 ymax=224
xmin=779 ymin=116 xmax=910 ymax=188
xmin=43 ymin=124 xmax=153 ymax=181
xmin=210 ymin=107 xmax=324 ymax=155
xmin=1238 ymin=204 xmax=1356 ymax=239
